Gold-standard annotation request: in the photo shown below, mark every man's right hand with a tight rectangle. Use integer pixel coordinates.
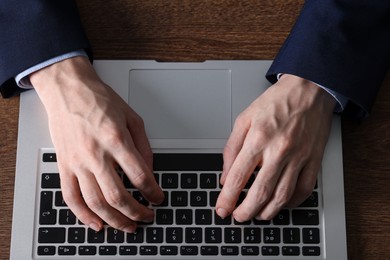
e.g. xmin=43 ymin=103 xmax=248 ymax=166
xmin=30 ymin=56 xmax=164 ymax=233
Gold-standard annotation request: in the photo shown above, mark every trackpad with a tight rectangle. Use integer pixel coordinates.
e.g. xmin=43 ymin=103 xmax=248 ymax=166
xmin=129 ymin=69 xmax=231 ymax=140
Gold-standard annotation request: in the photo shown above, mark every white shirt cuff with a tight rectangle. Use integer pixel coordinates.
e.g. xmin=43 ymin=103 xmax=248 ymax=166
xmin=15 ymin=49 xmax=88 ymax=89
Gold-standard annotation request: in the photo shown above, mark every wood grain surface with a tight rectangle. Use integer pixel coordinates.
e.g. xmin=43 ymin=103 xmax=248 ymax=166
xmin=1 ymin=1 xmax=389 ymax=259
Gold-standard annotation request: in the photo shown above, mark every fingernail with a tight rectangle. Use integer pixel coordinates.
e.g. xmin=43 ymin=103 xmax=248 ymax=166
xmin=217 ymin=208 xmax=229 ymax=218
xmin=89 ymin=222 xmax=101 ymax=232
xmin=232 ymin=212 xmax=243 ymax=223
xmin=124 ymin=226 xmax=136 ymax=233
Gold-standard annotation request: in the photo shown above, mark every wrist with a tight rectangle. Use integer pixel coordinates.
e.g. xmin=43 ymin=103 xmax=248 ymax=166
xmin=278 ymin=74 xmax=337 ymax=114
xmin=30 ymin=56 xmax=99 ymax=96
xmin=30 ymin=56 xmax=108 ymax=117
xmin=30 ymin=56 xmax=103 ymax=102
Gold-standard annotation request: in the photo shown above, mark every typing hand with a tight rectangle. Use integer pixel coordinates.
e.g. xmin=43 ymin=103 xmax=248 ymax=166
xmin=31 ymin=56 xmax=164 ymax=233
xmin=216 ymin=74 xmax=336 ymax=222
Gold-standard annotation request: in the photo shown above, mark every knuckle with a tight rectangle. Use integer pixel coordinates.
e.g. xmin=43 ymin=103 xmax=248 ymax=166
xmin=128 ymin=211 xmax=145 ymax=222
xmin=298 ymin=184 xmax=314 ymax=199
xmin=129 ymin=168 xmax=148 ymax=188
xmin=275 ymin=135 xmax=294 ymax=158
xmin=274 ymin=188 xmax=292 ymax=208
xmin=129 ymin=113 xmax=144 ymax=128
xmin=234 ymin=112 xmax=247 ymax=126
xmin=84 ymin=195 xmax=105 ymax=212
xmin=253 ymin=184 xmax=272 ymax=205
xmin=105 ymin=189 xmax=128 ymax=208
xmin=104 ymin=128 xmax=125 ymax=148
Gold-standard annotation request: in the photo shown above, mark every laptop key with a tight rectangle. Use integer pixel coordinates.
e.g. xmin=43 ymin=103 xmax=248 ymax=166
xmin=225 ymin=228 xmax=241 ymax=243
xmin=181 ymin=173 xmax=197 ymax=188
xmin=160 ymin=246 xmax=178 ymax=255
xmin=176 ymin=209 xmax=193 ymax=224
xmin=244 ymin=228 xmax=261 ymax=243
xmin=59 ymin=209 xmax=76 ymax=225
xmin=273 ymin=209 xmax=290 ymax=225
xmin=303 ymin=228 xmax=320 ymax=244
xmin=58 ymin=246 xmax=76 ymax=255
xmin=68 ymin=227 xmax=85 ymax=243
xmin=140 ymin=246 xmax=158 ymax=255
xmin=41 ymin=173 xmax=60 ymax=188
xmin=201 ymin=246 xmax=218 ymax=255
xmin=264 ymin=228 xmax=281 ymax=243
xmin=292 ymin=210 xmax=319 ymax=225
xmin=87 ymin=228 xmax=105 ymax=243
xmin=283 ymin=228 xmax=300 ymax=244
xmin=55 ymin=191 xmax=67 ymax=207
xmin=37 ymin=246 xmax=55 ymax=255
xmin=132 ymin=191 xmax=149 ymax=206
xmin=38 ymin=227 xmax=65 ymax=243
xmin=190 ymin=191 xmax=207 ymax=206
xmin=200 ymin=173 xmax=217 ymax=188
xmin=180 ymin=246 xmax=198 ymax=255
xmin=209 ymin=191 xmax=219 ymax=207
xmin=282 ymin=246 xmax=300 ymax=256
xmin=156 ymin=209 xmax=174 ymax=225
xmin=185 ymin=227 xmax=202 ymax=243
xmin=242 ymin=246 xmax=259 ymax=255
xmin=205 ymin=227 xmax=222 ymax=243
xmin=162 ymin=173 xmax=178 ymax=188
xmin=153 ymin=191 xmax=169 ymax=207
xmin=221 ymin=246 xmax=239 ymax=255
xmin=166 ymin=227 xmax=183 ymax=243
xmin=299 ymin=192 xmax=319 ymax=207
xmin=39 ymin=191 xmax=56 ymax=225
xmin=126 ymin=227 xmax=144 ymax=243
xmin=119 ymin=246 xmax=137 ymax=255
xmin=146 ymin=227 xmax=164 ymax=243
xmin=99 ymin=246 xmax=117 ymax=255
xmin=171 ymin=191 xmax=188 ymax=206
xmin=215 ymin=212 xmax=232 ymax=225
xmin=39 ymin=209 xmax=57 ymax=225
xmin=195 ymin=209 xmax=212 ymax=225
xmin=262 ymin=246 xmax=280 ymax=256
xmin=107 ymin=228 xmax=124 ymax=243
xmin=42 ymin=153 xmax=57 ymax=162
xmin=302 ymin=246 xmax=321 ymax=256
xmin=79 ymin=246 xmax=97 ymax=255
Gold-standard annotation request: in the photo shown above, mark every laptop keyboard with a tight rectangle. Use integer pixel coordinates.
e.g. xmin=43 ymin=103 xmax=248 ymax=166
xmin=36 ymin=152 xmax=323 ymax=258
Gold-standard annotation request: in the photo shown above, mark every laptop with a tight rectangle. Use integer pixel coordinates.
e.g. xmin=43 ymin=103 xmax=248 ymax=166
xmin=10 ymin=60 xmax=347 ymax=259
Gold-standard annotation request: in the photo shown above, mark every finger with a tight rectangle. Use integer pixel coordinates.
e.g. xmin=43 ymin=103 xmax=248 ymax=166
xmin=115 ymin=141 xmax=164 ymax=205
xmin=110 ymin=126 xmax=164 ymax=205
xmin=60 ymin=172 xmax=103 ymax=231
xmin=221 ymin=115 xmax=250 ymax=185
xmin=77 ymin=170 xmax=138 ymax=233
xmin=216 ymin=134 xmax=262 ymax=218
xmin=254 ymin=162 xmax=301 ymax=220
xmin=126 ymin=110 xmax=153 ymax=171
xmin=94 ymin=165 xmax=155 ymax=222
xmin=286 ymin=159 xmax=319 ymax=208
xmin=232 ymin=158 xmax=284 ymax=222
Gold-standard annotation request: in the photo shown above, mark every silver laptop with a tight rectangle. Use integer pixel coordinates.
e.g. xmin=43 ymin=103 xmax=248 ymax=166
xmin=10 ymin=60 xmax=347 ymax=259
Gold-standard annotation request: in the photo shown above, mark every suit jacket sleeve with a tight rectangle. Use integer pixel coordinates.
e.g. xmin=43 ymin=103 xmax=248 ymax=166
xmin=0 ymin=0 xmax=91 ymax=98
xmin=266 ymin=0 xmax=390 ymax=119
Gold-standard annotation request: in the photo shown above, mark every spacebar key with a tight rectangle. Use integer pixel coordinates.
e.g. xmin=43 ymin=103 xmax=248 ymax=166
xmin=38 ymin=227 xmax=66 ymax=243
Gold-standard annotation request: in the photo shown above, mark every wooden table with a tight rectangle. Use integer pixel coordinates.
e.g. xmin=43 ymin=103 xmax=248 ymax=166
xmin=1 ymin=1 xmax=389 ymax=259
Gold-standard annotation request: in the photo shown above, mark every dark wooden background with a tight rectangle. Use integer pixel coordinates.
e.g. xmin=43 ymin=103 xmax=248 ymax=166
xmin=1 ymin=1 xmax=389 ymax=259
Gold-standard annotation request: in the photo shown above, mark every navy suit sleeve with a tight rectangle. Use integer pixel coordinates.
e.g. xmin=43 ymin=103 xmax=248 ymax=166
xmin=0 ymin=0 xmax=91 ymax=98
xmin=266 ymin=0 xmax=390 ymax=119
